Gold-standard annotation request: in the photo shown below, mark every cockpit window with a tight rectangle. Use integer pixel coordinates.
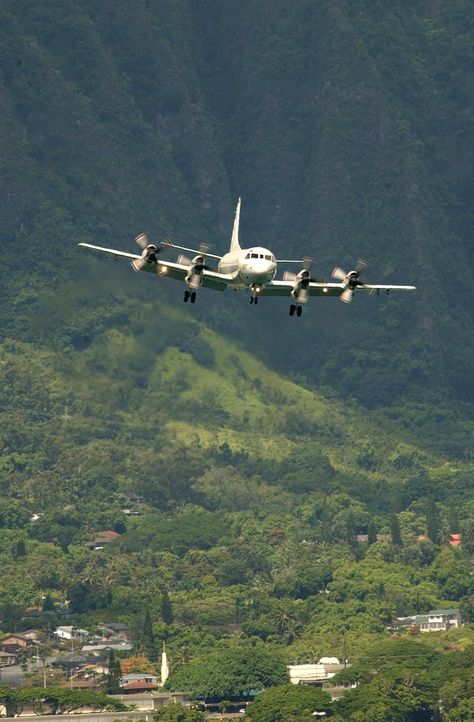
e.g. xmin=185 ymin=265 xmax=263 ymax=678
xmin=251 ymin=253 xmax=258 ymax=258
xmin=265 ymin=255 xmax=271 ymax=260
xmin=245 ymin=253 xmax=250 ymax=259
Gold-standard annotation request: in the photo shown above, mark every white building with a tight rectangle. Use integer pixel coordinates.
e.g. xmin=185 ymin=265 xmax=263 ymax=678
xmin=55 ymin=626 xmax=89 ymax=641
xmin=288 ymin=657 xmax=347 ymax=685
xmin=392 ymin=608 xmax=461 ymax=632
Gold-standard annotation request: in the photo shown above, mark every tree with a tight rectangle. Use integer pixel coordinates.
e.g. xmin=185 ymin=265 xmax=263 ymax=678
xmin=140 ymin=609 xmax=157 ymax=662
xmin=12 ymin=539 xmax=26 ymax=558
xmin=106 ymin=650 xmax=122 ymax=694
xmin=244 ymin=684 xmax=332 ymax=722
xmin=367 ymin=520 xmax=377 ymax=546
xmin=164 ymin=648 xmax=288 ymax=700
xmin=335 ymin=671 xmax=437 ymax=722
xmin=390 ymin=513 xmax=402 ymax=546
xmin=154 ymin=703 xmax=206 ymax=721
xmin=42 ymin=593 xmax=55 ymax=612
xmin=426 ymin=499 xmax=442 ymax=545
xmin=161 ymin=589 xmax=174 ymax=625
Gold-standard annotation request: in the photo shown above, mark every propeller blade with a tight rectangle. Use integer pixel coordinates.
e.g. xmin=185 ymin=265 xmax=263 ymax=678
xmin=356 ymin=258 xmax=368 ymax=273
xmin=177 ymin=254 xmax=193 ymax=266
xmin=332 ymin=266 xmax=347 ymax=281
xmin=340 ymin=288 xmax=353 ymax=303
xmin=303 ymin=256 xmax=314 ymax=271
xmin=283 ymin=271 xmax=297 ymax=282
xmin=131 ymin=256 xmax=149 ymax=272
xmin=135 ymin=233 xmax=149 ymax=250
xmin=199 ymin=242 xmax=211 ymax=256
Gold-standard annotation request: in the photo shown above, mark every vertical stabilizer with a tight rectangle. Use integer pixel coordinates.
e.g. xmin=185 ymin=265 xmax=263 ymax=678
xmin=230 ymin=198 xmax=242 ymax=252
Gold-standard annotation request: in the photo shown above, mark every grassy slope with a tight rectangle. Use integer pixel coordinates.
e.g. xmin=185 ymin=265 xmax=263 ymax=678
xmin=2 ymin=293 xmax=470 ymax=507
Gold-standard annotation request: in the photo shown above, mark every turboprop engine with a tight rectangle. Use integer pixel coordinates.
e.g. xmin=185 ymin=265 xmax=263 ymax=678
xmin=283 ymin=257 xmax=314 ymax=317
xmin=131 ymin=233 xmax=163 ymax=271
xmin=332 ymin=259 xmax=368 ymax=303
xmin=177 ymin=253 xmax=207 ymax=289
xmin=177 ymin=243 xmax=211 ymax=303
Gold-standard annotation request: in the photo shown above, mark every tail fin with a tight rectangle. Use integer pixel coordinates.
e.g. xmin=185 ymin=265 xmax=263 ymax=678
xmin=229 ymin=197 xmax=241 ymax=252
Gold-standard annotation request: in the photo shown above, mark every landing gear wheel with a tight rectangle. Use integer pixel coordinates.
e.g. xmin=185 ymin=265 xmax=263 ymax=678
xmin=183 ymin=290 xmax=190 ymax=303
xmin=254 ymin=296 xmax=258 ymax=305
xmin=250 ymin=297 xmax=254 ymax=304
xmin=190 ymin=291 xmax=197 ymax=304
xmin=289 ymin=304 xmax=295 ymax=316
xmin=296 ymin=305 xmax=302 ymax=317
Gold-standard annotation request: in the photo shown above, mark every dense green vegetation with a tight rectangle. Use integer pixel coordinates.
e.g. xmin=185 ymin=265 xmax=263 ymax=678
xmin=0 ymin=1 xmax=473 ymax=719
xmin=244 ymin=685 xmax=332 ymax=722
xmin=0 ymin=687 xmax=125 ymax=716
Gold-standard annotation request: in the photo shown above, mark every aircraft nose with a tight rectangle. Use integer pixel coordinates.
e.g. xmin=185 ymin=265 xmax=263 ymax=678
xmin=254 ymin=259 xmax=274 ymax=280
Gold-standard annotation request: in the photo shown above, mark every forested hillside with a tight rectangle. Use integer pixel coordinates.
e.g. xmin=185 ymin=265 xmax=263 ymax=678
xmin=0 ymin=1 xmax=473 ymax=719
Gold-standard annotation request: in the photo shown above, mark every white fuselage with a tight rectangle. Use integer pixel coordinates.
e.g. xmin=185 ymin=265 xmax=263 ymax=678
xmin=218 ymin=246 xmax=277 ymax=289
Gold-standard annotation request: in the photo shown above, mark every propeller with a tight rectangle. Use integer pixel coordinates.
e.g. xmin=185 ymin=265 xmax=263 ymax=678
xmin=178 ymin=243 xmax=213 ymax=289
xmin=131 ymin=233 xmax=166 ymax=272
xmin=332 ymin=259 xmax=368 ymax=302
xmin=283 ymin=256 xmax=315 ymax=283
xmin=178 ymin=242 xmax=212 ymax=271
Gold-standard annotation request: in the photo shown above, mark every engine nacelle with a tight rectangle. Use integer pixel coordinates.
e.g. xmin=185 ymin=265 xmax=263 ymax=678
xmin=179 ymin=254 xmax=206 ymax=289
xmin=131 ymin=245 xmax=159 ymax=272
xmin=290 ymin=269 xmax=311 ymax=303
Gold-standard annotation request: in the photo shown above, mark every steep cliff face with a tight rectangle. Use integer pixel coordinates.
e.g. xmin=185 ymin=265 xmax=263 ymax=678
xmin=0 ymin=0 xmax=472 ymax=421
xmin=189 ymin=1 xmax=473 ymax=404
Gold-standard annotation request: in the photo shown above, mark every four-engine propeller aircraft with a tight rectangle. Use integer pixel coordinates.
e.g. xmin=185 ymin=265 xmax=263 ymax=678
xmin=79 ymin=199 xmax=416 ymax=316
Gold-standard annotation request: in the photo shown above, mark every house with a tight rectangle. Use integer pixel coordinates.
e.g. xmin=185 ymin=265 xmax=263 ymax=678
xmin=449 ymin=533 xmax=462 ymax=547
xmin=94 ymin=622 xmax=130 ymax=641
xmin=53 ymin=650 xmax=112 ymax=675
xmin=121 ymin=673 xmax=159 ymax=686
xmin=0 ymin=633 xmax=32 ymax=652
xmin=55 ymin=626 xmax=89 ymax=641
xmin=121 ymin=680 xmax=160 ymax=693
xmin=417 ymin=609 xmax=462 ymax=631
xmin=77 ymin=662 xmax=109 ymax=677
xmin=82 ymin=641 xmax=133 ymax=653
xmin=96 ymin=622 xmax=129 ymax=634
xmin=23 ymin=605 xmax=44 ymax=617
xmin=0 ymin=651 xmax=18 ymax=667
xmin=391 ymin=608 xmax=462 ymax=632
xmin=323 ymin=680 xmax=358 ymax=701
xmin=21 ymin=629 xmax=42 ymax=641
xmin=85 ymin=530 xmax=121 ymax=550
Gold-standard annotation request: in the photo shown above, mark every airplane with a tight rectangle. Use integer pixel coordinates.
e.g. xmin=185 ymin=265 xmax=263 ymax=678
xmin=78 ymin=198 xmax=416 ymax=317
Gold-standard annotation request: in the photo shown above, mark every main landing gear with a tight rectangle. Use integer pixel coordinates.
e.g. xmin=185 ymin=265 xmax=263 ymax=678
xmin=183 ymin=290 xmax=197 ymax=303
xmin=289 ymin=304 xmax=303 ymax=317
xmin=249 ymin=295 xmax=259 ymax=305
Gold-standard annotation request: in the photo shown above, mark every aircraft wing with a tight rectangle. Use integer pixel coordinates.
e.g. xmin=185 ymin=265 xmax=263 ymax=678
xmin=357 ymin=284 xmax=417 ymax=293
xmin=260 ymin=280 xmax=416 ymax=297
xmin=79 ymin=243 xmax=141 ymax=261
xmin=260 ymin=280 xmax=345 ymax=297
xmin=78 ymin=243 xmax=232 ymax=291
xmin=156 ymin=260 xmax=232 ymax=291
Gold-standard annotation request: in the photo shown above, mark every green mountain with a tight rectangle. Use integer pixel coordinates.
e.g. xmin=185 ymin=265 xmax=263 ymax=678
xmin=0 ymin=0 xmax=472 ymax=431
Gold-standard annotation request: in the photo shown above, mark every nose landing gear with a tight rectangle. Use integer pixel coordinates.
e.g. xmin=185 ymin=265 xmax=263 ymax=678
xmin=249 ymin=284 xmax=261 ymax=305
xmin=183 ymin=290 xmax=197 ymax=303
